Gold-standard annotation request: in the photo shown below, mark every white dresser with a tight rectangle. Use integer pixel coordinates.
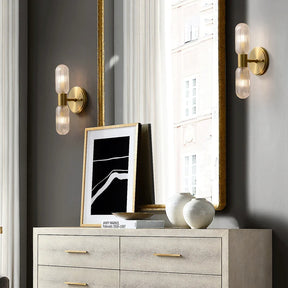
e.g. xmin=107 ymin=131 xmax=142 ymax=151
xmin=33 ymin=228 xmax=272 ymax=288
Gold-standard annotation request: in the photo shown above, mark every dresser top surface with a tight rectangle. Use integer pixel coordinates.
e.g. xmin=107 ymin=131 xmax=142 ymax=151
xmin=33 ymin=227 xmax=271 ymax=238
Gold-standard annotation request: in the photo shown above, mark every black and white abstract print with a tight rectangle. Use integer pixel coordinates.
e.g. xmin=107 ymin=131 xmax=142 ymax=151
xmin=91 ymin=136 xmax=130 ymax=215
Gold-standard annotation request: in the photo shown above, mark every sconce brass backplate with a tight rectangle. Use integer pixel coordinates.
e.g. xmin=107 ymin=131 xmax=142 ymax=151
xmin=67 ymin=87 xmax=87 ymax=114
xmin=248 ymin=47 xmax=269 ymax=75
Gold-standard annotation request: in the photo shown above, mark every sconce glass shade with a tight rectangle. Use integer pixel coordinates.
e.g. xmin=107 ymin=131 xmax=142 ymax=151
xmin=56 ymin=105 xmax=70 ymax=135
xmin=55 ymin=64 xmax=69 ymax=94
xmin=235 ymin=23 xmax=250 ymax=54
xmin=235 ymin=67 xmax=250 ymax=99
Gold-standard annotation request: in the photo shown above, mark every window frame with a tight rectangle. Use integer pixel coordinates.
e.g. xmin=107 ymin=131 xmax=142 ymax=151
xmin=183 ymin=75 xmax=198 ymax=120
xmin=183 ymin=153 xmax=197 ymax=195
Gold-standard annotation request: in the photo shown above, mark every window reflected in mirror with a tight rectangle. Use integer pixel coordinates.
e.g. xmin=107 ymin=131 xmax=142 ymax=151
xmin=171 ymin=0 xmax=219 ymax=202
xmin=111 ymin=0 xmax=225 ymax=209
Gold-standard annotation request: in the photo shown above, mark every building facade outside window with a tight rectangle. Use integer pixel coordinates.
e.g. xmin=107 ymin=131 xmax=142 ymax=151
xmin=172 ymin=0 xmax=216 ymax=198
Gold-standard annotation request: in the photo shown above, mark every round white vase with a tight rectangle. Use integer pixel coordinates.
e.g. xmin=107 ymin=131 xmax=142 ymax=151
xmin=166 ymin=193 xmax=194 ymax=227
xmin=183 ymin=198 xmax=215 ymax=229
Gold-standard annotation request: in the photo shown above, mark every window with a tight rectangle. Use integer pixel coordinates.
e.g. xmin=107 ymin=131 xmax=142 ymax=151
xmin=183 ymin=77 xmax=197 ymax=119
xmin=184 ymin=154 xmax=197 ymax=195
xmin=184 ymin=24 xmax=199 ymax=43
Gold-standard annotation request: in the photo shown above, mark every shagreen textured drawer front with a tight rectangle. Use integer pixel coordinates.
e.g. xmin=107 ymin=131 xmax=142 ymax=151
xmin=120 ymin=236 xmax=222 ymax=275
xmin=120 ymin=271 xmax=221 ymax=288
xmin=38 ymin=235 xmax=119 ymax=269
xmin=38 ymin=266 xmax=119 ymax=288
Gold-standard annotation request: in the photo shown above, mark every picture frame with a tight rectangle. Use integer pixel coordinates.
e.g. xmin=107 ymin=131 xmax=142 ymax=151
xmin=80 ymin=123 xmax=140 ymax=227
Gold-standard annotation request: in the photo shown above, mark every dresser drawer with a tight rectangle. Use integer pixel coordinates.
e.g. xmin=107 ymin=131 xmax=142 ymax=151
xmin=38 ymin=266 xmax=119 ymax=288
xmin=38 ymin=235 xmax=119 ymax=269
xmin=120 ymin=271 xmax=221 ymax=288
xmin=120 ymin=236 xmax=221 ymax=275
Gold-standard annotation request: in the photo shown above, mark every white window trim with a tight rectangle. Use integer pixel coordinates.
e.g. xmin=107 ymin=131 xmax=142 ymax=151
xmin=182 ymin=75 xmax=199 ymax=120
xmin=184 ymin=23 xmax=199 ymax=43
xmin=183 ymin=153 xmax=197 ymax=195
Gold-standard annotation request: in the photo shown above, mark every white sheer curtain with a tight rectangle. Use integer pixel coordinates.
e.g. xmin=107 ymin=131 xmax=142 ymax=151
xmin=123 ymin=0 xmax=174 ymax=203
xmin=0 ymin=0 xmax=20 ymax=287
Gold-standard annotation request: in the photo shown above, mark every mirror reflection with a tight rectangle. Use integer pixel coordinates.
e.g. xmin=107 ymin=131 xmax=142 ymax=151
xmin=108 ymin=0 xmax=225 ymax=209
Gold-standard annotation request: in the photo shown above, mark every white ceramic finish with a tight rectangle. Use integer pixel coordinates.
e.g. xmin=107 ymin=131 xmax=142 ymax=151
xmin=166 ymin=193 xmax=194 ymax=227
xmin=183 ymin=198 xmax=215 ymax=229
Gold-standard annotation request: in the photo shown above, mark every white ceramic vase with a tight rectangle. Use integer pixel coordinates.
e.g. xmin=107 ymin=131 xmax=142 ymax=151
xmin=166 ymin=193 xmax=194 ymax=227
xmin=183 ymin=198 xmax=215 ymax=229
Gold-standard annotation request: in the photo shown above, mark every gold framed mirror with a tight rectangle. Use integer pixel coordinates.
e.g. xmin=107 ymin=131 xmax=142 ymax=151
xmin=98 ymin=0 xmax=226 ymax=211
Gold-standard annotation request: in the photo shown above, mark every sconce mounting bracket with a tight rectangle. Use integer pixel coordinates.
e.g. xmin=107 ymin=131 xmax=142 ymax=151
xmin=67 ymin=87 xmax=87 ymax=114
xmin=248 ymin=47 xmax=269 ymax=76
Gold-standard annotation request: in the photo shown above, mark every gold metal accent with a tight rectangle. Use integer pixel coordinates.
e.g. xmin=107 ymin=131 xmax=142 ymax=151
xmin=0 ymin=227 xmax=2 ymax=234
xmin=217 ymin=0 xmax=226 ymax=211
xmin=97 ymin=0 xmax=226 ymax=211
xmin=238 ymin=54 xmax=248 ymax=68
xmin=58 ymin=93 xmax=67 ymax=106
xmin=65 ymin=250 xmax=88 ymax=254
xmin=80 ymin=124 xmax=89 ymax=227
xmin=64 ymin=282 xmax=87 ymax=286
xmin=80 ymin=124 xmax=140 ymax=227
xmin=248 ymin=47 xmax=269 ymax=75
xmin=67 ymin=87 xmax=87 ymax=114
xmin=138 ymin=204 xmax=166 ymax=213
xmin=112 ymin=212 xmax=153 ymax=220
xmin=98 ymin=0 xmax=105 ymax=126
xmin=154 ymin=253 xmax=182 ymax=257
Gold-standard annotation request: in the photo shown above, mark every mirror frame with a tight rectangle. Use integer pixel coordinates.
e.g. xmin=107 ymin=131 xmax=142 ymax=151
xmin=98 ymin=0 xmax=105 ymax=127
xmin=98 ymin=0 xmax=226 ymax=211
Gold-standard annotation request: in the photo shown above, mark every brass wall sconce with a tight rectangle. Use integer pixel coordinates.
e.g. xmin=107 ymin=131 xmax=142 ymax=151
xmin=235 ymin=23 xmax=269 ymax=99
xmin=55 ymin=64 xmax=87 ymax=135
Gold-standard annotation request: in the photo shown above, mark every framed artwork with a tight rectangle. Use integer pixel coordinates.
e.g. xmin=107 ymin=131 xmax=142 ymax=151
xmin=80 ymin=123 xmax=140 ymax=226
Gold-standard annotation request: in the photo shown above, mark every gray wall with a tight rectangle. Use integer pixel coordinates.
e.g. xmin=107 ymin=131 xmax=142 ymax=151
xmin=28 ymin=0 xmax=98 ymax=227
xmin=246 ymin=0 xmax=288 ymax=285
xmin=26 ymin=0 xmax=288 ymax=287
xmin=224 ymin=1 xmax=288 ymax=286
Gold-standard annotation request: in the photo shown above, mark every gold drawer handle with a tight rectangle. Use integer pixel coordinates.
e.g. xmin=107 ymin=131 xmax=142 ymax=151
xmin=154 ymin=253 xmax=182 ymax=257
xmin=65 ymin=250 xmax=88 ymax=254
xmin=64 ymin=282 xmax=88 ymax=286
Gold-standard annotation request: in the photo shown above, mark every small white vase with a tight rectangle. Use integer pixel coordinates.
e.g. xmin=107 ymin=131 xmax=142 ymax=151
xmin=166 ymin=193 xmax=194 ymax=227
xmin=183 ymin=198 xmax=215 ymax=229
